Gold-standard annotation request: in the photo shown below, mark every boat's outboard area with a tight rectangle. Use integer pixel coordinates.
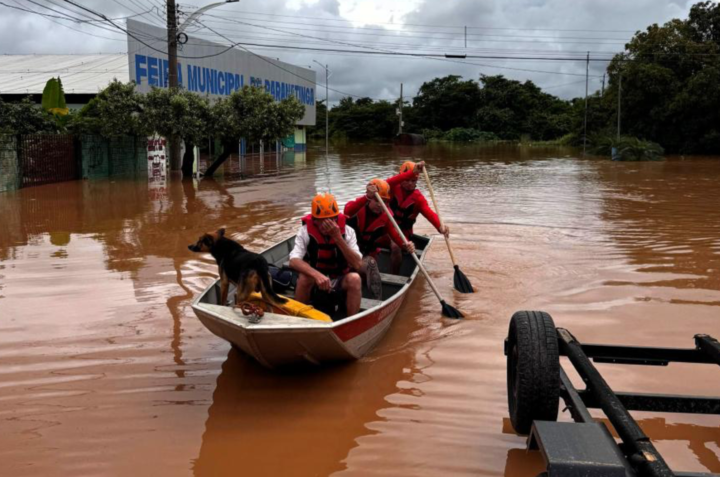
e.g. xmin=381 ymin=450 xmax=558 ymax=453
xmin=200 ymin=234 xmax=430 ymax=322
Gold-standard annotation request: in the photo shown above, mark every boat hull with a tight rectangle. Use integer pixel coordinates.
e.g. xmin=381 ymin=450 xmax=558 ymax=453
xmin=191 ymin=235 xmax=431 ymax=368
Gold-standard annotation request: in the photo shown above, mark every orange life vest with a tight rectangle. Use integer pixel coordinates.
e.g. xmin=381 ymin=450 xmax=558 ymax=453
xmin=302 ymin=214 xmax=349 ymax=278
xmin=346 ymin=204 xmax=388 ymax=257
xmin=390 ymin=188 xmax=423 ymax=235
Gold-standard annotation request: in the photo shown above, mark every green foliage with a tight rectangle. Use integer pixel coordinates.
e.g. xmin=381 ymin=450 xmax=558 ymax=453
xmin=599 ymin=1 xmax=720 ymax=153
xmin=212 ymin=86 xmax=303 ymax=143
xmin=475 ymin=75 xmax=573 ymax=140
xmin=410 ymin=75 xmax=482 ymax=131
xmin=41 ymin=77 xmax=68 ymax=116
xmin=0 ymin=97 xmax=59 ymax=134
xmin=70 ymin=80 xmax=145 ymax=137
xmin=440 ymin=128 xmax=500 ymax=142
xmin=590 ymin=134 xmax=665 ymax=161
xmin=329 ymin=97 xmax=398 ymax=140
xmin=141 ymin=87 xmax=211 ymax=145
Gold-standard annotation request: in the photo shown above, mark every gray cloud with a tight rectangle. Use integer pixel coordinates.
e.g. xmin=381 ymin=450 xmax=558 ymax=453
xmin=0 ymin=0 xmax=704 ymax=103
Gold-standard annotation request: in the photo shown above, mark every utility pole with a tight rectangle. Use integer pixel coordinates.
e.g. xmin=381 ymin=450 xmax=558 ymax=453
xmin=324 ymin=65 xmax=329 ymax=161
xmin=166 ymin=0 xmax=181 ymax=171
xmin=313 ymin=61 xmax=330 ymax=162
xmin=601 ymin=73 xmax=606 ymax=97
xmin=464 ymin=26 xmax=467 ymax=48
xmin=583 ymin=51 xmax=589 ymax=156
xmin=398 ymin=83 xmax=403 ymax=135
xmin=617 ymin=73 xmax=622 ymax=139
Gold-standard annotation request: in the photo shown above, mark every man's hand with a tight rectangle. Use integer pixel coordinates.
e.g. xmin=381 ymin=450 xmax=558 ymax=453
xmin=319 ymin=219 xmax=342 ymax=240
xmin=439 ymin=225 xmax=450 ymax=238
xmin=414 ymin=161 xmax=426 ymax=174
xmin=402 ymin=242 xmax=416 ymax=254
xmin=366 ymin=184 xmax=378 ymax=199
xmin=314 ymin=271 xmax=331 ymax=291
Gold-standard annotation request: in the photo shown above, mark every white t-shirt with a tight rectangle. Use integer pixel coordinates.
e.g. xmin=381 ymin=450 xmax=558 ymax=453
xmin=289 ymin=224 xmax=362 ymax=263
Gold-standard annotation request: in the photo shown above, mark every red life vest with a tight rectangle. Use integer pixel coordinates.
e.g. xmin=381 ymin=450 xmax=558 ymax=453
xmin=346 ymin=203 xmax=388 ymax=257
xmin=301 ymin=213 xmax=349 ymax=278
xmin=390 ymin=188 xmax=423 ymax=236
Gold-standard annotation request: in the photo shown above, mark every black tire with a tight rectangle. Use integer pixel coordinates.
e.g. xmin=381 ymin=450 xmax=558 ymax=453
xmin=506 ymin=311 xmax=560 ymax=435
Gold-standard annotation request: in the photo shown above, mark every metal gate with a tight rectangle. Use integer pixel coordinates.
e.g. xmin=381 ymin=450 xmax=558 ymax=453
xmin=18 ymin=135 xmax=77 ymax=187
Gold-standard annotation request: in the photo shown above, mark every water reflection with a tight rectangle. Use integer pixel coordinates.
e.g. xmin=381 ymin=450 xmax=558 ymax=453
xmin=193 ymin=345 xmax=423 ymax=477
xmin=502 ymin=418 xmax=720 ymax=476
xmin=2 ymin=145 xmax=720 ymax=476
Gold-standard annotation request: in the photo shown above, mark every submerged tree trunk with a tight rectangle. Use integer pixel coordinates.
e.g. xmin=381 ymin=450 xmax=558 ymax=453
xmin=181 ymin=142 xmax=195 ymax=178
xmin=203 ymin=141 xmax=231 ymax=178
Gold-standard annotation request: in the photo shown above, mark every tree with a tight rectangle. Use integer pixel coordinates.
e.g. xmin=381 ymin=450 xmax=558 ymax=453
xmin=476 ymin=75 xmax=573 ymax=140
xmin=141 ymin=87 xmax=211 ymax=177
xmin=329 ymin=97 xmax=398 ymax=140
xmin=70 ymin=80 xmax=146 ymax=137
xmin=410 ymin=75 xmax=481 ymax=131
xmin=0 ymin=97 xmax=59 ymax=135
xmin=602 ymin=1 xmax=720 ymax=153
xmin=204 ymin=86 xmax=304 ymax=177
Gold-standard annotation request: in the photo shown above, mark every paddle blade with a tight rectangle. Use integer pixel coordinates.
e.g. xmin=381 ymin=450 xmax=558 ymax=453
xmin=453 ymin=265 xmax=475 ymax=293
xmin=440 ymin=300 xmax=464 ymax=319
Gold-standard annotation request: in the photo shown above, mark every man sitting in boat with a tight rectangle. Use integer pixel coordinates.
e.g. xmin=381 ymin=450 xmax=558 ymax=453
xmin=289 ymin=193 xmax=363 ymax=318
xmin=386 ymin=161 xmax=449 ymax=273
xmin=344 ymin=178 xmax=415 ymax=299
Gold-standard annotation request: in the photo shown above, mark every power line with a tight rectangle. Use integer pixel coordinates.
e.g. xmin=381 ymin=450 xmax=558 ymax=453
xmin=200 ymin=9 xmax=639 ymax=33
xmin=200 ymin=14 xmax=631 ymax=44
xmin=55 ymin=0 xmax=252 ymax=60
xmin=0 ymin=0 xmax=149 ymax=23
xmin=195 ymin=18 xmax=606 ymax=78
xmin=196 ymin=20 xmax=379 ymax=101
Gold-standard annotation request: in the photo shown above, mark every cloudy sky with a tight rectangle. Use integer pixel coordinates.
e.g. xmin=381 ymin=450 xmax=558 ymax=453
xmin=0 ymin=0 xmax=706 ymax=102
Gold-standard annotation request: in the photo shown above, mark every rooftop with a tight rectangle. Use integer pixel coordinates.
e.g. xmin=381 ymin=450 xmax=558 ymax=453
xmin=0 ymin=54 xmax=128 ymax=95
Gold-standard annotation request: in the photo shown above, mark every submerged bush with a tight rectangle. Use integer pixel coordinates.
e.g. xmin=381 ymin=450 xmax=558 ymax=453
xmin=426 ymin=127 xmax=500 ymax=143
xmin=590 ymin=134 xmax=664 ymax=161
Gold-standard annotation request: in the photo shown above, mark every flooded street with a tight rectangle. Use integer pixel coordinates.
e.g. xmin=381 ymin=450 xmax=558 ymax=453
xmin=1 ymin=144 xmax=719 ymax=476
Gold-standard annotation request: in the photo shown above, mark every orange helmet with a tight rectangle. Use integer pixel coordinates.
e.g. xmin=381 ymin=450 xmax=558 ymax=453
xmin=369 ymin=178 xmax=391 ymax=200
xmin=399 ymin=161 xmax=416 ymax=174
xmin=311 ymin=193 xmax=339 ymax=218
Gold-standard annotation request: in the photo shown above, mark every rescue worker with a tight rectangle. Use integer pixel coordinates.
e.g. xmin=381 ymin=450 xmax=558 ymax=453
xmin=386 ymin=160 xmax=449 ymax=273
xmin=289 ymin=193 xmax=363 ymax=318
xmin=344 ymin=178 xmax=415 ymax=299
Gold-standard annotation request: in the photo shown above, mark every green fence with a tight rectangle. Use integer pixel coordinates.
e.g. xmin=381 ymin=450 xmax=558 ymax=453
xmin=0 ymin=135 xmax=20 ymax=192
xmin=82 ymin=135 xmax=147 ymax=179
xmin=0 ymin=135 xmax=148 ymax=193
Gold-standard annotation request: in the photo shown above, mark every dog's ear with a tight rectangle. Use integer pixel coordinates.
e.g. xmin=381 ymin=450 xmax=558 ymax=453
xmin=217 ymin=228 xmax=226 ymax=238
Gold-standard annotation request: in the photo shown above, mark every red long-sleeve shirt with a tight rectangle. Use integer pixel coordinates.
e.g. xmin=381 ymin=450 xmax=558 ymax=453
xmin=386 ymin=171 xmax=442 ymax=233
xmin=343 ymin=195 xmax=405 ymax=249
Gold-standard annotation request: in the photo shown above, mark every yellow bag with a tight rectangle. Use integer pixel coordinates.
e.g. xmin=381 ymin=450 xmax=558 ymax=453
xmin=244 ymin=292 xmax=333 ymax=323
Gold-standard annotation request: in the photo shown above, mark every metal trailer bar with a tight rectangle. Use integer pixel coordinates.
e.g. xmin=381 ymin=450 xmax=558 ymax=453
xmin=559 ymin=367 xmax=595 ymax=424
xmin=572 ymin=344 xmax=717 ymax=366
xmin=557 ymin=328 xmax=674 ymax=477
xmin=696 ymin=335 xmax=720 ymax=366
xmin=577 ymin=390 xmax=720 ymax=414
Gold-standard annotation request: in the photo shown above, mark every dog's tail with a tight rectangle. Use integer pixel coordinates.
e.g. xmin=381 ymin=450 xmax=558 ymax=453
xmin=260 ymin=269 xmax=288 ymax=307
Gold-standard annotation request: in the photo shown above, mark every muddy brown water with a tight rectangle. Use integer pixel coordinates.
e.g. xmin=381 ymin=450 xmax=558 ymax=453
xmin=1 ymin=144 xmax=719 ymax=476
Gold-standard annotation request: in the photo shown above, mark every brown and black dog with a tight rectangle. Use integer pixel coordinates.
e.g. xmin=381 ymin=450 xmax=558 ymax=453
xmin=188 ymin=228 xmax=286 ymax=308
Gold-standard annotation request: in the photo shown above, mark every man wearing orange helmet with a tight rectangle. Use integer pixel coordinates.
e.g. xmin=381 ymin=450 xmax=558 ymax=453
xmin=289 ymin=193 xmax=363 ymax=317
xmin=344 ymin=178 xmax=415 ymax=299
xmin=386 ymin=160 xmax=449 ymax=273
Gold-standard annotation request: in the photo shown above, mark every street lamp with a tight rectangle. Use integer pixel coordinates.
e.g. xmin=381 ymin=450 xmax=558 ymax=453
xmin=312 ymin=60 xmax=330 ymax=163
xmin=167 ymin=0 xmax=238 ymax=173
xmin=177 ymin=0 xmax=239 ymax=38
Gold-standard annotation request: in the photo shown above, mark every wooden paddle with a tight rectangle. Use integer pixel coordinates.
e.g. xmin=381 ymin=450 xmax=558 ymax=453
xmin=421 ymin=167 xmax=475 ymax=294
xmin=374 ymin=192 xmax=464 ymax=319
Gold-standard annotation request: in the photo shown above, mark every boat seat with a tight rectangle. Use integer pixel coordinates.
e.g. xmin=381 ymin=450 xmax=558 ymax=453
xmin=280 ymin=263 xmax=409 ymax=286
xmin=378 ymin=248 xmax=423 ymax=257
xmin=360 ymin=297 xmax=383 ymax=310
xmin=380 ymin=273 xmax=409 ymax=286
